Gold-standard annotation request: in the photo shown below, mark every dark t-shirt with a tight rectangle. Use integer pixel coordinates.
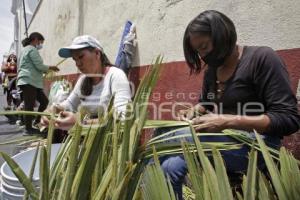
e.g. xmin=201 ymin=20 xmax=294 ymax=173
xmin=200 ymin=46 xmax=300 ymax=137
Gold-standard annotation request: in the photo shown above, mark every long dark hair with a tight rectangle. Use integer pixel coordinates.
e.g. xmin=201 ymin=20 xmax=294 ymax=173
xmin=22 ymin=32 xmax=45 ymax=47
xmin=183 ymin=10 xmax=237 ymax=74
xmin=81 ymin=47 xmax=113 ymax=96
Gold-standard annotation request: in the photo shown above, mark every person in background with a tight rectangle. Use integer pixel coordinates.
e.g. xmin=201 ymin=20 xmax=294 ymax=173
xmin=1 ymin=53 xmax=17 ymax=110
xmin=41 ymin=35 xmax=131 ymax=132
xmin=1 ymin=53 xmax=21 ymax=124
xmin=17 ymin=32 xmax=59 ymax=135
xmin=1 ymin=53 xmax=9 ymax=91
xmin=1 ymin=54 xmax=11 ymax=98
xmin=156 ymin=10 xmax=300 ymax=200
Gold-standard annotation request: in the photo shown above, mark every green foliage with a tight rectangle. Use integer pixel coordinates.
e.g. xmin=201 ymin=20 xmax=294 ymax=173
xmin=141 ymin=147 xmax=176 ymax=200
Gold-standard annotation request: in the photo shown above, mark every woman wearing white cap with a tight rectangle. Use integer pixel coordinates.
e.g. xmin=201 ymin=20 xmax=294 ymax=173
xmin=41 ymin=35 xmax=132 ymax=130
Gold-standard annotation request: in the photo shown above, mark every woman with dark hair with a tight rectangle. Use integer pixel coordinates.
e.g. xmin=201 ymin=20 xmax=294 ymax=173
xmin=17 ymin=32 xmax=59 ymax=135
xmin=1 ymin=53 xmax=17 ymax=110
xmin=41 ymin=35 xmax=131 ymax=131
xmin=158 ymin=10 xmax=300 ymax=199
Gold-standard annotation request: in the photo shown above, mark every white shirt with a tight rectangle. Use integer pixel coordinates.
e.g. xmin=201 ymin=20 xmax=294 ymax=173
xmin=60 ymin=67 xmax=131 ymax=116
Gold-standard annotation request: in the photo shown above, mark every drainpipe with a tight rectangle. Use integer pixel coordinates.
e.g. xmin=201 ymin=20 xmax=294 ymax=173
xmin=78 ymin=0 xmax=84 ymax=35
xmin=22 ymin=0 xmax=28 ymax=38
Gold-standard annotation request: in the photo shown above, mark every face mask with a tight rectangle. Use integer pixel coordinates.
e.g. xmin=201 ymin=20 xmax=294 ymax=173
xmin=10 ymin=59 xmax=16 ymax=64
xmin=201 ymin=50 xmax=225 ymax=68
xmin=36 ymin=43 xmax=43 ymax=50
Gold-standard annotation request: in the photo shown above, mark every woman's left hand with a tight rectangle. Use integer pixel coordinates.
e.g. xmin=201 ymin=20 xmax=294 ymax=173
xmin=54 ymin=111 xmax=77 ymax=130
xmin=192 ymin=113 xmax=234 ymax=132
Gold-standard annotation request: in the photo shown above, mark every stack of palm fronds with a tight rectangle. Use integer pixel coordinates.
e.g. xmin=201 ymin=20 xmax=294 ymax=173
xmin=142 ymin=126 xmax=300 ymax=200
xmin=0 ymin=55 xmax=299 ymax=200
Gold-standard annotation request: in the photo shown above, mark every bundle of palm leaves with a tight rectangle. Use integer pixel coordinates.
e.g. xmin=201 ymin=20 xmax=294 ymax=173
xmin=0 ymin=55 xmax=299 ymax=200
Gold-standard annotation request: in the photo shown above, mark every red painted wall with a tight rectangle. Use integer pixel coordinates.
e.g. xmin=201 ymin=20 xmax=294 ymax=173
xmin=276 ymin=48 xmax=300 ymax=158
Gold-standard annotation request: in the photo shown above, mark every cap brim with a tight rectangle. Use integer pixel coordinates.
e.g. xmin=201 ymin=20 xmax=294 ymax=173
xmin=58 ymin=44 xmax=90 ymax=58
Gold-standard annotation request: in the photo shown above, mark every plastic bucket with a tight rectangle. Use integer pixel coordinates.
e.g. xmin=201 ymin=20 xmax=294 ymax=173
xmin=0 ymin=143 xmax=61 ymax=199
xmin=1 ymin=185 xmax=24 ymax=200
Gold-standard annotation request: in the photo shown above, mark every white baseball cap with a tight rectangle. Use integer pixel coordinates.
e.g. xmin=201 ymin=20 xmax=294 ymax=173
xmin=58 ymin=35 xmax=103 ymax=58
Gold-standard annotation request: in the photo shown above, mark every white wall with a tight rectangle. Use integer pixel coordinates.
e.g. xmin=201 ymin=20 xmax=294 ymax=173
xmin=23 ymin=0 xmax=300 ymax=75
xmin=25 ymin=0 xmax=80 ymax=74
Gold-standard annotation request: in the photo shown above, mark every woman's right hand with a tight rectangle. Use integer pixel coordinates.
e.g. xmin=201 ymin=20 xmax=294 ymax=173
xmin=40 ymin=104 xmax=64 ymax=127
xmin=176 ymin=104 xmax=207 ymax=121
xmin=40 ymin=115 xmax=50 ymax=127
xmin=49 ymin=66 xmax=60 ymax=72
xmin=54 ymin=111 xmax=77 ymax=130
xmin=177 ymin=108 xmax=196 ymax=121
